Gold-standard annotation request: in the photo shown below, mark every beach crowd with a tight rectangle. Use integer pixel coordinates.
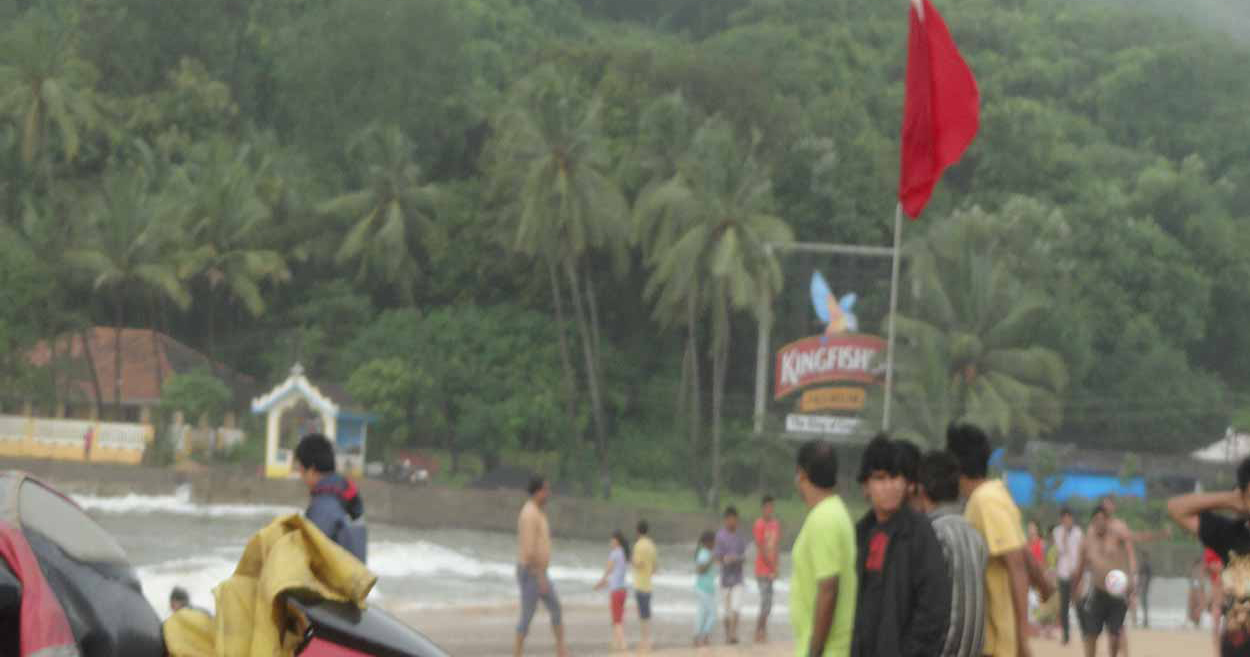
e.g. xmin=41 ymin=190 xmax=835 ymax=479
xmin=507 ymin=423 xmax=1250 ymax=657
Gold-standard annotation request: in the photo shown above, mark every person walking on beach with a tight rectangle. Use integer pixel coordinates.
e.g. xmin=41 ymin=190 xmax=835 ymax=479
xmin=851 ymin=435 xmax=951 ymax=657
xmin=916 ymin=450 xmax=987 ymax=657
xmin=1167 ymin=458 xmax=1250 ymax=657
xmin=1054 ymin=508 xmax=1084 ymax=646
xmin=594 ymin=531 xmax=631 ymax=651
xmin=515 ymin=476 xmax=568 ymax=657
xmin=294 ymin=433 xmax=367 ymax=563
xmin=694 ymin=530 xmax=718 ymax=647
xmin=753 ymin=494 xmax=781 ymax=643
xmin=1071 ymin=508 xmax=1133 ymax=657
xmin=948 ymin=423 xmax=1052 ymax=657
xmin=714 ymin=507 xmax=747 ymax=644
xmin=632 ymin=520 xmax=658 ymax=652
xmin=790 ymin=439 xmax=857 ymax=657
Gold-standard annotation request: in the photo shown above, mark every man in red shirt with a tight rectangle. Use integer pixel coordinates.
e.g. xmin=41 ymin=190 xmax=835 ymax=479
xmin=753 ymin=494 xmax=781 ymax=643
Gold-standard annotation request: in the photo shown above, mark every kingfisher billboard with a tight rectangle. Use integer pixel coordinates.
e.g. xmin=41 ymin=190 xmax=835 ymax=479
xmin=773 ymin=271 xmax=888 ymax=436
xmin=774 ymin=334 xmax=887 ymax=399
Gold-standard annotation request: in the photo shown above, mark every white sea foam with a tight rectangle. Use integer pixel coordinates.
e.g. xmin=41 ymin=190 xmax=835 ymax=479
xmin=73 ymin=484 xmax=299 ymax=518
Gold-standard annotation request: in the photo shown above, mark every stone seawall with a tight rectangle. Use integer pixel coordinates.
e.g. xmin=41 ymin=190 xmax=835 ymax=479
xmin=0 ymin=457 xmax=719 ymax=543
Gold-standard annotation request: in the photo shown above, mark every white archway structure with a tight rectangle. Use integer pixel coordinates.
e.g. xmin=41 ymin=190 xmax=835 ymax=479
xmin=252 ymin=364 xmax=344 ymax=479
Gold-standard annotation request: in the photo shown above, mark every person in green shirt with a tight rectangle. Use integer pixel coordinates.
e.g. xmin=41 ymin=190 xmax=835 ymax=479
xmin=791 ymin=439 xmax=858 ymax=657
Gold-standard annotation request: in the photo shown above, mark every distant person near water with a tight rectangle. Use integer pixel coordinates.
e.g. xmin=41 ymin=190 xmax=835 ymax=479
xmin=594 ymin=531 xmax=631 ymax=651
xmin=170 ymin=586 xmax=190 ymax=613
xmin=1071 ymin=508 xmax=1132 ymax=657
xmin=790 ymin=439 xmax=856 ymax=657
xmin=515 ymin=476 xmax=568 ymax=657
xmin=1167 ymin=457 xmax=1250 ymax=657
xmin=851 ymin=435 xmax=950 ymax=657
xmin=1054 ymin=507 xmax=1085 ymax=646
xmin=948 ymin=423 xmax=1053 ymax=657
xmin=917 ymin=450 xmax=987 ymax=657
xmin=169 ymin=586 xmax=211 ymax=619
xmin=293 ymin=433 xmax=367 ymax=563
xmin=632 ymin=520 xmax=658 ymax=652
xmin=714 ymin=506 xmax=747 ymax=644
xmin=753 ymin=494 xmax=781 ymax=644
xmin=694 ymin=530 xmax=717 ymax=647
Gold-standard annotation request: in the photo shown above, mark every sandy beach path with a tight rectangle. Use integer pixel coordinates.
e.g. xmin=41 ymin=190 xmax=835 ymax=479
xmin=393 ymin=604 xmax=1212 ymax=657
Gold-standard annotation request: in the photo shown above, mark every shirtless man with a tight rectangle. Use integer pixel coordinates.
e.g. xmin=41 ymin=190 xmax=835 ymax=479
xmin=1071 ymin=508 xmax=1134 ymax=657
xmin=514 ymin=476 xmax=569 ymax=657
xmin=1099 ymin=497 xmax=1138 ymax=597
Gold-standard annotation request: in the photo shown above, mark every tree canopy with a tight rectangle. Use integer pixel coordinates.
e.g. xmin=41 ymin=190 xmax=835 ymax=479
xmin=2 ymin=0 xmax=1249 ymax=496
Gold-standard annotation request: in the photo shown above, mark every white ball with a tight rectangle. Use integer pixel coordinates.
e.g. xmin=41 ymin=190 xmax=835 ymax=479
xmin=1105 ymin=569 xmax=1129 ymax=598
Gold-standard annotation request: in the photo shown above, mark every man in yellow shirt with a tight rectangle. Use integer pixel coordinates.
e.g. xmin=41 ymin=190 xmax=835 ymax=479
xmin=632 ymin=520 xmax=658 ymax=652
xmin=948 ymin=424 xmax=1052 ymax=657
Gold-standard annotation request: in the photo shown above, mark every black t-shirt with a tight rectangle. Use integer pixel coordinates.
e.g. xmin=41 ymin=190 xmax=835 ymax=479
xmin=1199 ymin=511 xmax=1250 ymax=657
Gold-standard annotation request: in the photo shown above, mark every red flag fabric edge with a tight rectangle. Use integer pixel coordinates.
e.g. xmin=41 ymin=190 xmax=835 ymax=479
xmin=898 ymin=0 xmax=980 ymax=219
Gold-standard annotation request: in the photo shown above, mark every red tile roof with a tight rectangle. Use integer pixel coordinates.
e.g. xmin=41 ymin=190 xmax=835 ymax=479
xmin=28 ymin=328 xmax=254 ymax=406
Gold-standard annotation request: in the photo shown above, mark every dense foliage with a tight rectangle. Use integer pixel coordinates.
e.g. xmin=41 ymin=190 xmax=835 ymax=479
xmin=2 ymin=0 xmax=1248 ymax=498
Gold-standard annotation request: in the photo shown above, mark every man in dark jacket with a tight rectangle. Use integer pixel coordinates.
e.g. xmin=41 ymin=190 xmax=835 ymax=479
xmin=294 ymin=433 xmax=368 ymax=563
xmin=852 ymin=434 xmax=951 ymax=657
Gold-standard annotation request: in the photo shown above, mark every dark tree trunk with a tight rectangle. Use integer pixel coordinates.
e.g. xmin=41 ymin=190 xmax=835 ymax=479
xmin=687 ymin=288 xmax=706 ymax=503
xmin=548 ymin=260 xmax=579 ymax=421
xmin=79 ymin=328 xmax=104 ymax=418
xmin=710 ymin=286 xmax=731 ymax=511
xmin=564 ymin=259 xmax=610 ymax=498
xmin=113 ymin=293 xmax=125 ymax=421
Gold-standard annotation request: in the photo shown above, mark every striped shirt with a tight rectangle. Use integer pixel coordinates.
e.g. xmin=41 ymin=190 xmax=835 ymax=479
xmin=930 ymin=504 xmax=988 ymax=657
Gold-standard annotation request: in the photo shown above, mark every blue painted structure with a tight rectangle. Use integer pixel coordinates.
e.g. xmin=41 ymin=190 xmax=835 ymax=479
xmin=334 ymin=414 xmax=371 ymax=457
xmin=1004 ymin=468 xmax=1146 ymax=507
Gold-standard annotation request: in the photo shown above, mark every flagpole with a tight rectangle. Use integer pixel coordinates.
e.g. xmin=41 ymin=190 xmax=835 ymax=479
xmin=882 ymin=203 xmax=904 ymax=431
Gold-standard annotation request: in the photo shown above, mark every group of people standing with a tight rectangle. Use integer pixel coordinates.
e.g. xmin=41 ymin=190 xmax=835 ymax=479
xmin=691 ymin=499 xmax=783 ymax=647
xmin=511 ymin=474 xmax=786 ymax=656
xmin=512 ymin=420 xmax=1250 ymax=657
xmin=510 ymin=422 xmax=1056 ymax=656
xmin=780 ymin=423 xmax=1053 ymax=657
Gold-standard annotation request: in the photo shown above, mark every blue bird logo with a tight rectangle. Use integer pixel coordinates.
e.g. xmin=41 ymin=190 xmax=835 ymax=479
xmin=810 ymin=272 xmax=858 ymax=336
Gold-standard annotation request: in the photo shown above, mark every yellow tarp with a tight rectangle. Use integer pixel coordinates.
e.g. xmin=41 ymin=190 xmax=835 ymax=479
xmin=163 ymin=513 xmax=377 ymax=657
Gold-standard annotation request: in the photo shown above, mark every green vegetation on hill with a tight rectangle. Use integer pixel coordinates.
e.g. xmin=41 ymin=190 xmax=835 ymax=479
xmin=2 ymin=0 xmax=1249 ymax=501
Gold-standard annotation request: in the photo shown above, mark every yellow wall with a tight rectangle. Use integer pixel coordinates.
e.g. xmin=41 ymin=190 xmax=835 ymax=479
xmin=0 ymin=437 xmax=145 ymax=465
xmin=0 ymin=416 xmax=150 ymax=465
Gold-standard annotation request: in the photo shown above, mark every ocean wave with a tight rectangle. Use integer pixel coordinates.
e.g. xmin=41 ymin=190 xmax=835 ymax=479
xmin=74 ymin=484 xmax=299 ymax=518
xmin=367 ymin=540 xmax=789 ymax=593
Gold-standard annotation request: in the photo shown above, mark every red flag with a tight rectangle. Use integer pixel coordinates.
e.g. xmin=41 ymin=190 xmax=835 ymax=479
xmin=898 ymin=0 xmax=979 ymax=219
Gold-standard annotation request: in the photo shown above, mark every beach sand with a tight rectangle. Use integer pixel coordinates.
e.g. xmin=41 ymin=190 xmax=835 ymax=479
xmin=393 ymin=604 xmax=1213 ymax=657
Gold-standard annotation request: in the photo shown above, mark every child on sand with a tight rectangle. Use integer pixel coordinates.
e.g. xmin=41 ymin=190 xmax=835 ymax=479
xmin=594 ymin=531 xmax=631 ymax=651
xmin=694 ymin=531 xmax=717 ymax=647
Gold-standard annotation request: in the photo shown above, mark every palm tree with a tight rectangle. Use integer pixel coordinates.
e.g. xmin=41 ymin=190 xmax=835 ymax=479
xmin=65 ymin=172 xmax=190 ymax=419
xmin=488 ymin=65 xmax=630 ymax=497
xmin=633 ymin=92 xmax=706 ymax=491
xmin=318 ymin=124 xmax=444 ymax=305
xmin=636 ymin=116 xmax=792 ymax=507
xmin=173 ymin=137 xmax=290 ymax=360
xmin=0 ymin=7 xmax=101 ymax=169
xmin=884 ymin=212 xmax=1069 ymax=447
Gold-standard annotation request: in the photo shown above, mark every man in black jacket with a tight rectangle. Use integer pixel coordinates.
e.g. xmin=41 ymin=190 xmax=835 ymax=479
xmin=852 ymin=434 xmax=951 ymax=657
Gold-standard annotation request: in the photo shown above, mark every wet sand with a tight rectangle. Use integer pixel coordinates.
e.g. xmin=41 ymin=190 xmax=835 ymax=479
xmin=392 ymin=604 xmax=1212 ymax=657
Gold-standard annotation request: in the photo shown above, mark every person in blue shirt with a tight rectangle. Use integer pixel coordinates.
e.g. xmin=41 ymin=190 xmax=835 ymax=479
xmin=293 ymin=434 xmax=367 ymax=563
